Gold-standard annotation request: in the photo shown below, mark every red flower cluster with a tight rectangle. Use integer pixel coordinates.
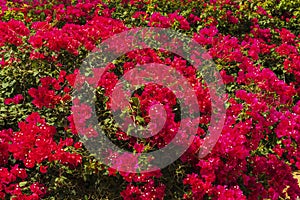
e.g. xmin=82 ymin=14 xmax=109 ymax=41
xmin=121 ymin=179 xmax=166 ymax=200
xmin=4 ymin=94 xmax=23 ymax=105
xmin=0 ymin=19 xmax=29 ymax=47
xmin=0 ymin=113 xmax=82 ymax=199
xmin=28 ymin=71 xmax=71 ymax=109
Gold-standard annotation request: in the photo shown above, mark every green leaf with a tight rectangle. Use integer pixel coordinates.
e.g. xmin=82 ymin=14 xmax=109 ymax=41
xmin=135 ymin=115 xmax=144 ymax=123
xmin=19 ymin=181 xmax=27 ymax=187
xmin=2 ymin=82 xmax=9 ymax=88
xmin=130 ymin=97 xmax=140 ymax=106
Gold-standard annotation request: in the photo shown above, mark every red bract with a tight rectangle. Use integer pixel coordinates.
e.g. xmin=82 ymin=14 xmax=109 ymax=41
xmin=4 ymin=94 xmax=23 ymax=105
xmin=279 ymin=28 xmax=296 ymax=44
xmin=0 ymin=19 xmax=29 ymax=47
xmin=28 ymin=14 xmax=126 ymax=55
xmin=0 ymin=129 xmax=13 ymax=166
xmin=28 ymin=86 xmax=61 ymax=109
xmin=8 ymin=113 xmax=55 ymax=164
xmin=214 ymin=185 xmax=246 ymax=200
xmin=148 ymin=12 xmax=172 ymax=28
xmin=10 ymin=165 xmax=27 ymax=180
xmin=121 ymin=179 xmax=166 ymax=200
xmin=0 ymin=112 xmax=82 ymax=198
xmin=28 ymin=71 xmax=73 ymax=108
xmin=29 ymin=183 xmax=47 ymax=197
xmin=193 ymin=26 xmax=219 ymax=46
xmin=0 ymin=164 xmax=45 ymax=199
xmin=7 ymin=112 xmax=82 ymax=168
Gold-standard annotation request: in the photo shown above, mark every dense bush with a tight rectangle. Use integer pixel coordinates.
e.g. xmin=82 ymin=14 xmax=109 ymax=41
xmin=0 ymin=0 xmax=300 ymax=199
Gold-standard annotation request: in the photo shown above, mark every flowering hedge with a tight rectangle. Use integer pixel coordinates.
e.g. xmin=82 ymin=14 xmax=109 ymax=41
xmin=0 ymin=0 xmax=300 ymax=199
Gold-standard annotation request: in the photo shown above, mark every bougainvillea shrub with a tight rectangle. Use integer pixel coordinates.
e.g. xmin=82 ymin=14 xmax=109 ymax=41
xmin=0 ymin=0 xmax=300 ymax=199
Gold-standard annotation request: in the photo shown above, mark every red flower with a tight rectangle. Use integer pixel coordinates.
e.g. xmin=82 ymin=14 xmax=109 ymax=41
xmin=10 ymin=165 xmax=27 ymax=180
xmin=4 ymin=94 xmax=23 ymax=105
xmin=39 ymin=166 xmax=48 ymax=174
xmin=28 ymin=86 xmax=61 ymax=109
